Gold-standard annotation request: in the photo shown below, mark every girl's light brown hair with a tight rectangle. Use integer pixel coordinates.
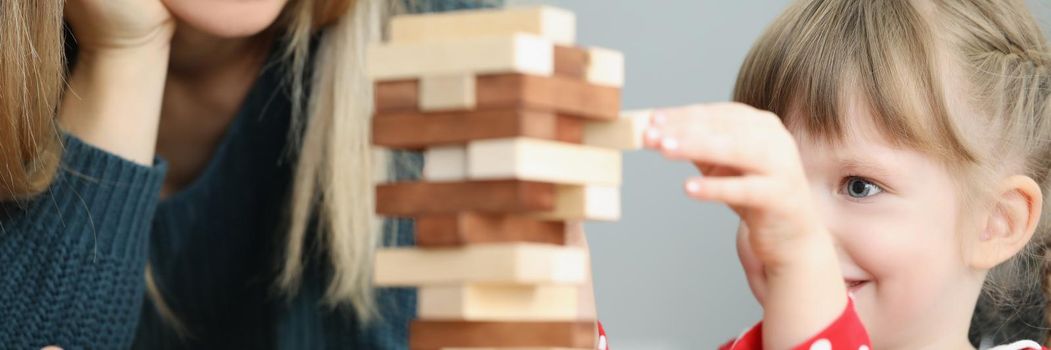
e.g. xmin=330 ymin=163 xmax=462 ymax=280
xmin=734 ymin=0 xmax=1051 ymax=344
xmin=0 ymin=0 xmax=64 ymax=201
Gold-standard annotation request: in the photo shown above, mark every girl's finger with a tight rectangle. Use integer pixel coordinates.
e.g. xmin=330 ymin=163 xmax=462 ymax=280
xmin=683 ymin=175 xmax=773 ymax=208
xmin=650 ymin=104 xmax=794 ymax=175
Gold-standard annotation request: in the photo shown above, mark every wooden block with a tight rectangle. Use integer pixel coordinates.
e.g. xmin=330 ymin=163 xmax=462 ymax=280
xmin=372 ymin=109 xmax=584 ymax=149
xmin=418 ymin=285 xmax=583 ymax=321
xmin=411 ymin=321 xmax=596 ymax=350
xmin=421 ymin=74 xmax=476 ymax=111
xmin=374 ymin=74 xmax=621 ymax=120
xmin=368 ymin=34 xmax=553 ymax=81
xmin=390 ymin=6 xmax=576 ymax=45
xmin=585 ymin=47 xmax=625 ymax=87
xmin=554 ymin=46 xmax=589 ymax=80
xmin=530 ymin=185 xmax=620 ymax=221
xmin=423 ymin=146 xmax=467 ymax=181
xmin=476 ymin=74 xmax=620 ymax=120
xmin=554 ymin=45 xmax=623 ymax=87
xmin=376 ymin=180 xmax=556 ymax=216
xmin=583 ymin=109 xmax=650 ymax=150
xmin=374 ymin=79 xmax=417 ymax=111
xmin=468 ymin=138 xmax=621 ymax=186
xmin=377 ymin=46 xmax=590 ymax=107
xmin=416 ymin=212 xmax=566 ymax=247
xmin=374 ymin=243 xmax=588 ymax=286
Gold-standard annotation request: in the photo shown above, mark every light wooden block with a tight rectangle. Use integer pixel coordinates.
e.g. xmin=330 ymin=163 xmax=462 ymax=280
xmin=585 ymin=47 xmax=625 ymax=87
xmin=415 ymin=212 xmax=566 ymax=247
xmin=583 ymin=109 xmax=650 ymax=150
xmin=530 ymin=185 xmax=620 ymax=221
xmin=376 ymin=180 xmax=555 ymax=216
xmin=420 ymin=74 xmax=477 ymax=111
xmin=467 ymin=138 xmax=621 ymax=186
xmin=374 ymin=243 xmax=587 ymax=286
xmin=410 ymin=321 xmax=596 ymax=350
xmin=390 ymin=6 xmax=576 ymax=46
xmin=418 ymin=284 xmax=583 ymax=321
xmin=368 ymin=34 xmax=553 ymax=81
xmin=371 ymin=109 xmax=583 ymax=149
xmin=423 ymin=145 xmax=467 ymax=182
xmin=375 ymin=74 xmax=621 ymax=120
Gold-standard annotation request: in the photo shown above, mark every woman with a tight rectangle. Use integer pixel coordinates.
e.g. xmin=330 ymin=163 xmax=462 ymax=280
xmin=1 ymin=0 xmax=170 ymax=348
xmin=2 ymin=0 xmax=499 ymax=348
xmin=76 ymin=0 xmax=505 ymax=348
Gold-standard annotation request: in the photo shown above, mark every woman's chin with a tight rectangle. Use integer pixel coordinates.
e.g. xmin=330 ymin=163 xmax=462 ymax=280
xmin=164 ymin=0 xmax=288 ymax=38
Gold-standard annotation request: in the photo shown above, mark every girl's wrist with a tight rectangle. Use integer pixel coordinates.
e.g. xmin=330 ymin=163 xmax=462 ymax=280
xmin=760 ymin=230 xmax=849 ymax=349
xmin=764 ymin=229 xmax=839 ymax=277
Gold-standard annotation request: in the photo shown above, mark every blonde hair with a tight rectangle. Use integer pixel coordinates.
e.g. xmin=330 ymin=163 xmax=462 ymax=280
xmin=149 ymin=0 xmax=416 ymax=331
xmin=734 ymin=0 xmax=1051 ymax=344
xmin=0 ymin=0 xmax=64 ymax=201
xmin=278 ymin=0 xmax=391 ymax=323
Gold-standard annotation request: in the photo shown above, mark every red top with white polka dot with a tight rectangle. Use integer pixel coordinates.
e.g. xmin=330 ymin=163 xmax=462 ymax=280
xmin=713 ymin=299 xmax=1045 ymax=350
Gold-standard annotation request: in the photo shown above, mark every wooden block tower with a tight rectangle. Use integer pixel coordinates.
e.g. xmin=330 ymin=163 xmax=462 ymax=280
xmin=369 ymin=6 xmax=643 ymax=350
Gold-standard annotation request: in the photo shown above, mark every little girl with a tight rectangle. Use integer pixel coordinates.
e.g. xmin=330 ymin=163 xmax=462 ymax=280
xmin=644 ymin=0 xmax=1051 ymax=349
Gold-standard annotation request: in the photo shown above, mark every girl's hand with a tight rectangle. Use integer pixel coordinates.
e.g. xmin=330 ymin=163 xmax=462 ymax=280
xmin=644 ymin=103 xmax=846 ymax=349
xmin=65 ymin=0 xmax=174 ymax=51
xmin=644 ymin=103 xmax=823 ymax=269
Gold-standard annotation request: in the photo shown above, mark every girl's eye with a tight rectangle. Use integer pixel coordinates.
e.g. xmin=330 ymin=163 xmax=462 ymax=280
xmin=843 ymin=176 xmax=883 ymax=199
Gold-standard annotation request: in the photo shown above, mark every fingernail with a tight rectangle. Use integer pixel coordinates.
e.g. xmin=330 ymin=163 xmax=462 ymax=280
xmin=645 ymin=127 xmax=661 ymax=142
xmin=661 ymin=137 xmax=679 ymax=151
xmin=686 ymin=180 xmax=701 ymax=193
xmin=653 ymin=112 xmax=667 ymax=125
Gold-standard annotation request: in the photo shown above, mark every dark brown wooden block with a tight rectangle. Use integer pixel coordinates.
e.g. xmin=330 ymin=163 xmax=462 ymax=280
xmin=376 ymin=180 xmax=556 ymax=216
xmin=554 ymin=45 xmax=589 ymax=80
xmin=409 ymin=320 xmax=596 ymax=350
xmin=374 ymin=74 xmax=620 ymax=120
xmin=371 ymin=109 xmax=584 ymax=149
xmin=375 ymin=79 xmax=418 ymax=111
xmin=415 ymin=212 xmax=566 ymax=247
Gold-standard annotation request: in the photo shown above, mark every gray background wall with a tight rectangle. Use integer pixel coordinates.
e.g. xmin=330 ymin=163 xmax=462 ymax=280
xmin=501 ymin=1 xmax=1051 ymax=348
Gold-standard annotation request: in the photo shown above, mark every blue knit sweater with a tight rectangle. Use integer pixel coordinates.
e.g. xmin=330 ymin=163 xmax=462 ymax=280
xmin=0 ymin=136 xmax=167 ymax=349
xmin=0 ymin=1 xmax=500 ymax=349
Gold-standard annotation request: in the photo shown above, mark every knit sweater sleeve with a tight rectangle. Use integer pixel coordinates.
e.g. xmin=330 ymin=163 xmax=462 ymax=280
xmin=0 ymin=134 xmax=166 ymax=350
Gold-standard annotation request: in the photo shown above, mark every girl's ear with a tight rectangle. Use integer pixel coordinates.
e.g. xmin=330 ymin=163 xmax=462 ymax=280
xmin=968 ymin=175 xmax=1043 ymax=269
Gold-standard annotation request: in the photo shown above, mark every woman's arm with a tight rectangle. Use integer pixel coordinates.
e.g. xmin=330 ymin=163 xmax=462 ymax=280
xmin=60 ymin=0 xmax=174 ymax=164
xmin=60 ymin=0 xmax=173 ymax=163
xmin=0 ymin=136 xmax=167 ymax=348
xmin=0 ymin=2 xmax=174 ymax=348
xmin=59 ymin=42 xmax=171 ymax=165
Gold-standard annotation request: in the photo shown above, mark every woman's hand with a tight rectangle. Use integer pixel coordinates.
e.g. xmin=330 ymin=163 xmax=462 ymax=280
xmin=61 ymin=0 xmax=174 ymax=165
xmin=65 ymin=0 xmax=174 ymax=51
xmin=644 ymin=103 xmax=846 ymax=349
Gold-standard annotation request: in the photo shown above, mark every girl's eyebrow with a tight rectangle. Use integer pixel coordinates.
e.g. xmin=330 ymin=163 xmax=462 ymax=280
xmin=837 ymin=157 xmax=897 ymax=180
